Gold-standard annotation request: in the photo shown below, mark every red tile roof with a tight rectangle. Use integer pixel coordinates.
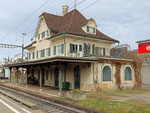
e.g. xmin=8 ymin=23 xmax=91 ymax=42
xmin=42 ymin=9 xmax=119 ymax=42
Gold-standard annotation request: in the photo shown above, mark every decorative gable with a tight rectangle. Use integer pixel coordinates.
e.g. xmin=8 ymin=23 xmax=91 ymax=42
xmin=33 ymin=15 xmax=50 ymax=41
xmin=82 ymin=18 xmax=97 ymax=35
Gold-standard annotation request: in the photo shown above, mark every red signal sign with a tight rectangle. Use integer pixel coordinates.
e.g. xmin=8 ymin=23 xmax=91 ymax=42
xmin=138 ymin=42 xmax=150 ymax=53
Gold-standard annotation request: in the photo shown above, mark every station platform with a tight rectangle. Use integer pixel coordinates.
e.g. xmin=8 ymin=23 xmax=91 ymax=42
xmin=0 ymin=82 xmax=67 ymax=97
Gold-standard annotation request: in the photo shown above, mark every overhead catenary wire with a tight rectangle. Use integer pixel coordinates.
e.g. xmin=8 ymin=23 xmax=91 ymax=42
xmin=4 ymin=0 xmax=102 ymax=59
xmin=80 ymin=0 xmax=101 ymax=12
xmin=25 ymin=0 xmax=101 ymax=36
xmin=0 ymin=0 xmax=51 ymax=42
xmin=9 ymin=0 xmax=88 ymax=45
xmin=8 ymin=0 xmax=101 ymax=46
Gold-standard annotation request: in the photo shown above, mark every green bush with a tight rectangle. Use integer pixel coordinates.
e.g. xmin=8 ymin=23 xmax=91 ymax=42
xmin=71 ymin=89 xmax=81 ymax=94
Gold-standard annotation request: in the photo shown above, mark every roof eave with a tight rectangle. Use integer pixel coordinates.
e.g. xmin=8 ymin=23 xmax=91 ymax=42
xmin=48 ymin=32 xmax=119 ymax=43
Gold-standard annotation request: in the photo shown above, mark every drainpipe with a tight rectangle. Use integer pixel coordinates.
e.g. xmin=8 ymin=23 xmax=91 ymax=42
xmin=93 ymin=63 xmax=94 ymax=84
xmin=59 ymin=62 xmax=62 ymax=95
xmin=63 ymin=32 xmax=66 ymax=57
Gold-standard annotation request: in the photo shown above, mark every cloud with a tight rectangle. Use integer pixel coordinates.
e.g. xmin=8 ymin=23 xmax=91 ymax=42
xmin=0 ymin=0 xmax=150 ymax=61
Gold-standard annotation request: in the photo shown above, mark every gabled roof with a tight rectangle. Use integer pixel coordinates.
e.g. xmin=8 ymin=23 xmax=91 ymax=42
xmin=24 ymin=41 xmax=36 ymax=49
xmin=41 ymin=9 xmax=119 ymax=43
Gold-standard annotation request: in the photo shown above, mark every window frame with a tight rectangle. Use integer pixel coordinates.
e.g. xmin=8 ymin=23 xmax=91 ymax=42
xmin=102 ymin=65 xmax=112 ymax=83
xmin=87 ymin=26 xmax=96 ymax=34
xmin=46 ymin=48 xmax=51 ymax=56
xmin=40 ymin=49 xmax=45 ymax=58
xmin=36 ymin=51 xmax=38 ymax=58
xmin=57 ymin=44 xmax=64 ymax=54
xmin=53 ymin=46 xmax=56 ymax=55
xmin=28 ymin=53 xmax=31 ymax=60
xmin=41 ymin=31 xmax=45 ymax=39
xmin=32 ymin=52 xmax=35 ymax=59
xmin=124 ymin=66 xmax=132 ymax=81
xmin=38 ymin=34 xmax=40 ymax=40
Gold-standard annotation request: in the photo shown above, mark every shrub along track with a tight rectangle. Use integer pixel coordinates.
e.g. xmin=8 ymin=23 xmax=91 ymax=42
xmin=0 ymin=85 xmax=104 ymax=113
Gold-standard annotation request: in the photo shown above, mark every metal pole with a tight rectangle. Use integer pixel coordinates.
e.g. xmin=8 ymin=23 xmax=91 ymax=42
xmin=9 ymin=67 xmax=12 ymax=83
xmin=40 ymin=67 xmax=42 ymax=91
xmin=59 ymin=63 xmax=62 ymax=95
xmin=63 ymin=32 xmax=66 ymax=57
xmin=22 ymin=44 xmax=24 ymax=62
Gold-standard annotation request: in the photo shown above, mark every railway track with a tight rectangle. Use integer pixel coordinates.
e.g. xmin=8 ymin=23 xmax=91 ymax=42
xmin=0 ymin=85 xmax=85 ymax=113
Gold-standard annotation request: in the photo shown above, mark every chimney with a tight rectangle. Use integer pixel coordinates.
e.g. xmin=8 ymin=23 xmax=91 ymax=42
xmin=62 ymin=5 xmax=69 ymax=16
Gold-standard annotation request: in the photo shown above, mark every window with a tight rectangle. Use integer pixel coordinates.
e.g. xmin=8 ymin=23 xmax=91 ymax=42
xmin=40 ymin=49 xmax=45 ymax=57
xmin=125 ymin=67 xmax=132 ymax=81
xmin=46 ymin=30 xmax=50 ymax=36
xmin=54 ymin=46 xmax=56 ymax=55
xmin=32 ymin=52 xmax=35 ymax=59
xmin=36 ymin=51 xmax=38 ymax=58
xmin=58 ymin=44 xmax=64 ymax=54
xmin=103 ymin=48 xmax=106 ymax=56
xmin=70 ymin=44 xmax=78 ymax=53
xmin=103 ymin=66 xmax=111 ymax=81
xmin=41 ymin=31 xmax=45 ymax=39
xmin=84 ymin=43 xmax=91 ymax=55
xmin=92 ymin=44 xmax=95 ymax=55
xmin=79 ymin=45 xmax=82 ymax=51
xmin=87 ymin=26 xmax=96 ymax=34
xmin=46 ymin=70 xmax=49 ymax=80
xmin=93 ymin=28 xmax=96 ymax=33
xmin=58 ymin=45 xmax=61 ymax=54
xmin=95 ymin=47 xmax=105 ymax=56
xmin=38 ymin=34 xmax=40 ymax=40
xmin=28 ymin=53 xmax=31 ymax=60
xmin=87 ymin=26 xmax=90 ymax=32
xmin=100 ymin=48 xmax=103 ymax=55
xmin=61 ymin=44 xmax=64 ymax=54
xmin=46 ymin=48 xmax=50 ymax=56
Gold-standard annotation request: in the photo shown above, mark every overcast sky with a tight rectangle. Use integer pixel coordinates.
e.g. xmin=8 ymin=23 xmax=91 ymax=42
xmin=0 ymin=0 xmax=150 ymax=61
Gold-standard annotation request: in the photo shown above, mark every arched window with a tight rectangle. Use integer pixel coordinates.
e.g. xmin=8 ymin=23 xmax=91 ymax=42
xmin=103 ymin=66 xmax=111 ymax=81
xmin=125 ymin=67 xmax=132 ymax=81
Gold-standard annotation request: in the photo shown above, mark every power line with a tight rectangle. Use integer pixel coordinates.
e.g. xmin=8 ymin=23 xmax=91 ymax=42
xmin=8 ymin=0 xmax=100 ymax=46
xmin=3 ymin=0 xmax=102 ymax=59
xmin=80 ymin=0 xmax=101 ymax=12
xmin=1 ymin=0 xmax=51 ymax=42
xmin=20 ymin=0 xmax=88 ymax=37
xmin=5 ymin=0 xmax=99 ymax=53
xmin=14 ymin=0 xmax=101 ymax=46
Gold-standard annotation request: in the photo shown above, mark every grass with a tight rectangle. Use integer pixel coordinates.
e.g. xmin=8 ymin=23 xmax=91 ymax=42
xmin=57 ymin=89 xmax=150 ymax=113
xmin=76 ymin=98 xmax=150 ymax=113
xmin=111 ymin=89 xmax=150 ymax=94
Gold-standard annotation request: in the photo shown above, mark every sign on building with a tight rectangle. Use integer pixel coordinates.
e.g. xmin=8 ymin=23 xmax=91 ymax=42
xmin=138 ymin=42 xmax=150 ymax=53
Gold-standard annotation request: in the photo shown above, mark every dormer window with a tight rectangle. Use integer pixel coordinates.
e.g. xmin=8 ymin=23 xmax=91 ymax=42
xmin=87 ymin=26 xmax=96 ymax=34
xmin=38 ymin=34 xmax=40 ymax=40
xmin=41 ymin=31 xmax=45 ymax=39
xmin=46 ymin=30 xmax=50 ymax=37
